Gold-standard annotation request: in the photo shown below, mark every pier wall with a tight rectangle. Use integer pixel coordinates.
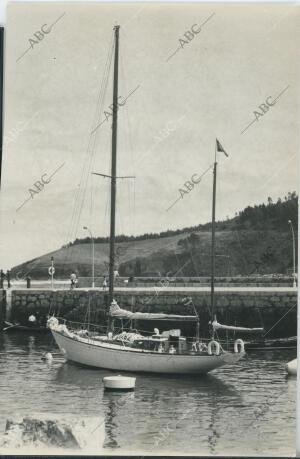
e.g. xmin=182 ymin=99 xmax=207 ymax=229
xmin=9 ymin=288 xmax=297 ymax=338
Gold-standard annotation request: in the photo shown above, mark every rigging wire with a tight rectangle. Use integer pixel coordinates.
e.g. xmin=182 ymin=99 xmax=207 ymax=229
xmin=70 ymin=37 xmax=113 ymax=237
xmin=60 ymin=32 xmax=114 ymax=278
xmin=70 ymin=50 xmax=110 ymax=243
xmin=72 ymin=42 xmax=114 ymax=239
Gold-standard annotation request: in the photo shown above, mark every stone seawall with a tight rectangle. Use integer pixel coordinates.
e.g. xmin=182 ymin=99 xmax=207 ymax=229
xmin=7 ymin=288 xmax=298 ymax=338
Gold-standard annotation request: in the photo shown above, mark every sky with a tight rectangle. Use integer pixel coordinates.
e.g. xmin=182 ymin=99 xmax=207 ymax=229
xmin=0 ymin=2 xmax=299 ymax=269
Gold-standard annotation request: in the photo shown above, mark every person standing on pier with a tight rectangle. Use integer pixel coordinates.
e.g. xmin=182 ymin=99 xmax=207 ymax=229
xmin=0 ymin=270 xmax=4 ymax=288
xmin=70 ymin=272 xmax=77 ymax=289
xmin=102 ymin=276 xmax=107 ymax=291
xmin=114 ymin=270 xmax=119 ymax=285
xmin=6 ymin=270 xmax=11 ymax=288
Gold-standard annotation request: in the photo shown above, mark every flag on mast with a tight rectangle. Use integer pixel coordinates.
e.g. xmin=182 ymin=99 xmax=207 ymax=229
xmin=216 ymin=138 xmax=228 ymax=157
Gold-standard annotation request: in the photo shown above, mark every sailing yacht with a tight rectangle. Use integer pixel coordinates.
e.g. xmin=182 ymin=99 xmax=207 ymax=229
xmin=48 ymin=25 xmax=262 ymax=374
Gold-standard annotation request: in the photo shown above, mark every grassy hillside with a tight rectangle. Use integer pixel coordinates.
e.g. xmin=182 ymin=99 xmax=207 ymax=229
xmin=119 ymin=229 xmax=295 ymax=277
xmin=11 ymin=194 xmax=298 ymax=279
xmin=12 ymin=234 xmax=185 ymax=279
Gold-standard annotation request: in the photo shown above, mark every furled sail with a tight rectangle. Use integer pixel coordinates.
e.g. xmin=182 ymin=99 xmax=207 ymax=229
xmin=109 ymin=301 xmax=198 ymax=321
xmin=212 ymin=319 xmax=263 ymax=333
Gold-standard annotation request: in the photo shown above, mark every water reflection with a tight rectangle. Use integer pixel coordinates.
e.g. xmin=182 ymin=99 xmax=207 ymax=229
xmin=102 ymin=393 xmax=136 ymax=449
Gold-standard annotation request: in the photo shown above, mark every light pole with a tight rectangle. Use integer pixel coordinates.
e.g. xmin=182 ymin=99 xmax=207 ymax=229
xmin=83 ymin=226 xmax=95 ymax=288
xmin=288 ymin=220 xmax=297 ymax=288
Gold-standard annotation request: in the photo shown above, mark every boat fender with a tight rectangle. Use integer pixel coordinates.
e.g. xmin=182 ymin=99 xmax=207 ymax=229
xmin=285 ymin=359 xmax=297 ymax=376
xmin=234 ymin=339 xmax=244 ymax=353
xmin=207 ymin=340 xmax=220 ymax=356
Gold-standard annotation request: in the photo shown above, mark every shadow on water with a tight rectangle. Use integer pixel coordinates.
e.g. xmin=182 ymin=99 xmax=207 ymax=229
xmin=0 ymin=331 xmax=56 ymax=354
xmin=54 ymin=360 xmax=239 ymax=397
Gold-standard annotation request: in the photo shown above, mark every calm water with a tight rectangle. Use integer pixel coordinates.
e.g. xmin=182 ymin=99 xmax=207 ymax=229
xmin=0 ymin=332 xmax=296 ymax=456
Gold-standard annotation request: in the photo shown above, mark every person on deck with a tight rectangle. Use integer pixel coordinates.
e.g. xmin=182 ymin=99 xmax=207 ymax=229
xmin=102 ymin=276 xmax=107 ymax=291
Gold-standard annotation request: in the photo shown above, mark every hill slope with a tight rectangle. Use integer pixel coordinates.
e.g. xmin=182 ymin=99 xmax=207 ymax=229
xmin=11 ymin=194 xmax=298 ymax=279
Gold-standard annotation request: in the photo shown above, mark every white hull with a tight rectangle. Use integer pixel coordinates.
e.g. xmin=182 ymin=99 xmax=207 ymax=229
xmin=51 ymin=329 xmax=244 ymax=374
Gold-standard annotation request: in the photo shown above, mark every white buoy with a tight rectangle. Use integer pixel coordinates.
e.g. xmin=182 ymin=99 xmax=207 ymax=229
xmin=41 ymin=352 xmax=53 ymax=361
xmin=103 ymin=375 xmax=136 ymax=390
xmin=286 ymin=358 xmax=297 ymax=376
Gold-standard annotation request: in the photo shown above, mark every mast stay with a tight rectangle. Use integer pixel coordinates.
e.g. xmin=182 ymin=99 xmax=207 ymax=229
xmin=210 ymin=142 xmax=217 ymax=338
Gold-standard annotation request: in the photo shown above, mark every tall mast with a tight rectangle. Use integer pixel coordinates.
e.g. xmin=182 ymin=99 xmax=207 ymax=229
xmin=109 ymin=25 xmax=120 ymax=305
xmin=210 ymin=145 xmax=217 ymax=337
